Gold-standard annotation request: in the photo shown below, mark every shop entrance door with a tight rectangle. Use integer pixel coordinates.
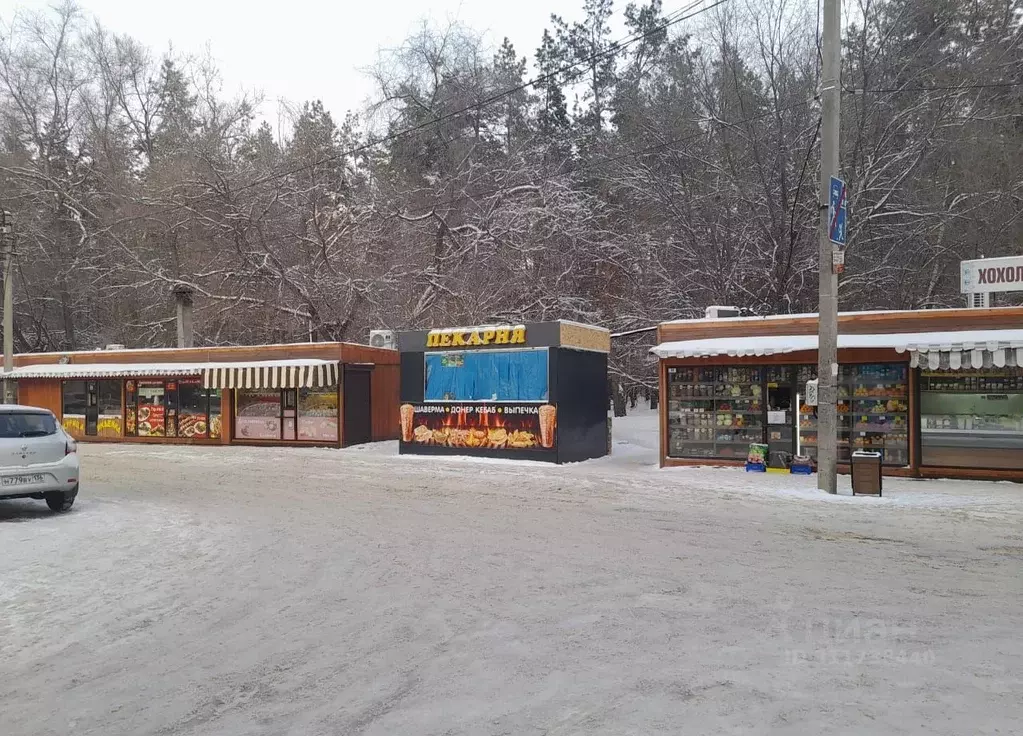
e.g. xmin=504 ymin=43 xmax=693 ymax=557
xmin=85 ymin=381 xmax=99 ymax=436
xmin=282 ymin=389 xmax=297 ymax=441
xmin=343 ymin=367 xmax=372 ymax=447
xmin=766 ymin=367 xmax=795 ymax=467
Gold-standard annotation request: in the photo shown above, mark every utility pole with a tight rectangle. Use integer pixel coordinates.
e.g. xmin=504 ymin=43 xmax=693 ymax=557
xmin=817 ymin=0 xmax=841 ymax=493
xmin=1 ymin=209 xmax=15 ymax=405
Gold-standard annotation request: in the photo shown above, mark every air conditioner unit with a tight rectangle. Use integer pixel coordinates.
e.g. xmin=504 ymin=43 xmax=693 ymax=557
xmin=968 ymin=292 xmax=990 ymax=309
xmin=705 ymin=305 xmax=742 ymax=319
xmin=368 ymin=329 xmax=395 ymax=349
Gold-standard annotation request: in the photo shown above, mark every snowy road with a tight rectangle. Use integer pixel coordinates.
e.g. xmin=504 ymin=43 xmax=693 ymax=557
xmin=2 ymin=414 xmax=1022 ymax=735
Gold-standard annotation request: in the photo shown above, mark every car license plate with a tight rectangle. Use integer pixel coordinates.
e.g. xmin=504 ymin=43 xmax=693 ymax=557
xmin=1 ymin=474 xmax=44 ymax=486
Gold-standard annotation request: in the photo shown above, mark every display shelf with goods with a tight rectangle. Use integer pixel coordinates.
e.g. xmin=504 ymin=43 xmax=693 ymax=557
xmin=796 ymin=363 xmax=908 ymax=467
xmin=841 ymin=364 xmax=908 ymax=466
xmin=667 ymin=366 xmax=764 ymax=459
xmin=920 ymin=368 xmax=1023 ymax=470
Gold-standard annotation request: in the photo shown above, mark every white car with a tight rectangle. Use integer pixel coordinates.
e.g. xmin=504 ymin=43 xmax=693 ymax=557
xmin=0 ymin=405 xmax=80 ymax=512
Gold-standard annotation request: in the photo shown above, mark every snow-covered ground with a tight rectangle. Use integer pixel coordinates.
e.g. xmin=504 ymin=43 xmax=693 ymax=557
xmin=2 ymin=410 xmax=1021 ymax=735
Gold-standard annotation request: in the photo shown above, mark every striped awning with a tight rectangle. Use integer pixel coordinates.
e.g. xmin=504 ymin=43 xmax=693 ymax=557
xmin=201 ymin=360 xmax=339 ymax=390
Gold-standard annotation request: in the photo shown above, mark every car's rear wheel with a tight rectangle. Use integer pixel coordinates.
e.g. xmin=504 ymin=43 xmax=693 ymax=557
xmin=45 ymin=486 xmax=78 ymax=513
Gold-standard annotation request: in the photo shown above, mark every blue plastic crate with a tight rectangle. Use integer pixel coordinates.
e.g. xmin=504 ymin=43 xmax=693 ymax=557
xmin=745 ymin=462 xmax=767 ymax=473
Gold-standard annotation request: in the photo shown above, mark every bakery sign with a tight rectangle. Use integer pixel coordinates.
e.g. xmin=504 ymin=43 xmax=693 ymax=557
xmin=426 ymin=325 xmax=526 ymax=348
xmin=961 ymin=256 xmax=1023 ymax=294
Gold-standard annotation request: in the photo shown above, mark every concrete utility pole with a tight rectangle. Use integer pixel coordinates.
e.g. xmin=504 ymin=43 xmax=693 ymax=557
xmin=1 ymin=210 xmax=15 ymax=405
xmin=172 ymin=283 xmax=195 ymax=349
xmin=817 ymin=0 xmax=841 ymax=493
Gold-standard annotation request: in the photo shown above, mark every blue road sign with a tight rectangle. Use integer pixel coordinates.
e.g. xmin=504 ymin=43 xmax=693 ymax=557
xmin=829 ymin=176 xmax=847 ymax=247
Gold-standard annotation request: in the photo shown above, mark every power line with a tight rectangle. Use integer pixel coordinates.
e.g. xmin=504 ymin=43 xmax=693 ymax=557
xmin=228 ymin=0 xmax=730 ymax=196
xmin=394 ymin=97 xmax=818 ymax=218
xmin=846 ymin=81 xmax=1022 ymax=94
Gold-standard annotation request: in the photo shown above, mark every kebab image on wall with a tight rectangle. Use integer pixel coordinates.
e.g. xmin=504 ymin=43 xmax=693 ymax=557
xmin=400 ymin=403 xmax=556 ymax=450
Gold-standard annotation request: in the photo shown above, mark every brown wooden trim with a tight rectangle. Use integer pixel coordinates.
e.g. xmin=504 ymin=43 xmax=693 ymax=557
xmin=8 ymin=341 xmax=399 ymax=369
xmin=662 ymin=457 xmax=747 ymax=468
xmin=75 ymin=435 xmax=219 ymax=445
xmin=908 ymin=367 xmax=918 ymax=472
xmin=659 ymin=349 xmax=907 ymax=367
xmin=230 ymin=440 xmax=341 ymax=449
xmin=662 ymin=457 xmax=918 ymax=477
xmin=917 ymin=466 xmax=1023 ymax=482
xmin=659 ymin=360 xmax=668 ymax=468
xmin=658 ymin=306 xmax=1023 ymax=343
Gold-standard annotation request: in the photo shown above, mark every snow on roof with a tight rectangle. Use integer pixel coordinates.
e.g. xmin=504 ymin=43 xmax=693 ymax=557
xmin=650 ymin=329 xmax=1023 ymax=359
xmin=1 ymin=358 xmax=339 ymax=380
xmin=658 ymin=306 xmax=1016 ymax=326
xmin=7 ymin=341 xmax=358 ymax=360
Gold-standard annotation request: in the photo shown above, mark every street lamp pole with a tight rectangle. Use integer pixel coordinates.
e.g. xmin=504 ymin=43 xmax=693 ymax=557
xmin=2 ymin=210 xmax=15 ymax=405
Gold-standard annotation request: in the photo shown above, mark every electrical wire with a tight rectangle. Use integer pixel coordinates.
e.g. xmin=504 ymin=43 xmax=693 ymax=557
xmin=393 ymin=97 xmax=819 ymax=218
xmin=226 ymin=0 xmax=730 ymax=195
xmin=846 ymin=81 xmax=1022 ymax=94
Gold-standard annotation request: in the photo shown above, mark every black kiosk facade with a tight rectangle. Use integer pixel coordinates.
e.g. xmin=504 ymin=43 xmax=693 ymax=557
xmin=397 ymin=321 xmax=610 ymax=463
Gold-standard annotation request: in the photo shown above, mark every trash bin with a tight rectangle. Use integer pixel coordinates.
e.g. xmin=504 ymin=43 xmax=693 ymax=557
xmin=850 ymin=450 xmax=883 ymax=496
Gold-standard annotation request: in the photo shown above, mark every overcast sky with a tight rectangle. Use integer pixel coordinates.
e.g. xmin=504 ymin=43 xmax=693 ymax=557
xmin=3 ymin=0 xmax=625 ymax=127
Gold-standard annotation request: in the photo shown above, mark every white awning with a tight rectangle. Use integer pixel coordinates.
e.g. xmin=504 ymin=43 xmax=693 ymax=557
xmin=201 ymin=360 xmax=339 ymax=389
xmin=2 ymin=358 xmax=341 ymax=388
xmin=893 ymin=329 xmax=1023 ymax=370
xmin=651 ymin=329 xmax=1023 ymax=369
xmin=1 ymin=362 xmax=203 ymax=379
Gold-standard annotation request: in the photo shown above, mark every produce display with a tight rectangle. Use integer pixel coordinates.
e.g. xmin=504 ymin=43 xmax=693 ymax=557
xmin=799 ymin=363 xmax=909 ymax=466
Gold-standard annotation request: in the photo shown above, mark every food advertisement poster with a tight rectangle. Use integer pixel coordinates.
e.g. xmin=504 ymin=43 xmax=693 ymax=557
xmin=399 ymin=403 xmax=556 ymax=451
xmin=137 ymin=403 xmax=166 ymax=437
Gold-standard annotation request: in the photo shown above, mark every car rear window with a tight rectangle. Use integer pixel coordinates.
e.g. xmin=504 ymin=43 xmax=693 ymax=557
xmin=0 ymin=412 xmax=58 ymax=438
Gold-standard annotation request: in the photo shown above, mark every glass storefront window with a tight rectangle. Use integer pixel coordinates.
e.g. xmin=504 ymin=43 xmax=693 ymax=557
xmin=61 ymin=380 xmax=87 ymax=437
xmin=667 ymin=367 xmax=764 ymax=460
xmin=669 ymin=362 xmax=909 ymax=467
xmin=97 ymin=380 xmax=123 ymax=437
xmin=209 ymin=390 xmax=223 ymax=439
xmin=137 ymin=381 xmax=167 ymax=437
xmin=177 ymin=379 xmax=209 ymax=438
xmin=298 ymin=388 xmax=339 ymax=441
xmin=235 ymin=389 xmax=282 ymax=440
xmin=800 ymin=364 xmax=908 ymax=467
xmin=921 ymin=368 xmax=1023 ymax=470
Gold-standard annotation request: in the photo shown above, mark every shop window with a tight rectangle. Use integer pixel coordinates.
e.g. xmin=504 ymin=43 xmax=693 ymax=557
xmin=921 ymin=368 xmax=1023 ymax=470
xmin=798 ymin=364 xmax=908 ymax=467
xmin=97 ymin=380 xmax=123 ymax=437
xmin=666 ymin=367 xmax=765 ymax=460
xmin=136 ymin=381 xmax=167 ymax=437
xmin=235 ymin=389 xmax=282 ymax=440
xmin=209 ymin=390 xmax=223 ymax=439
xmin=424 ymin=348 xmax=548 ymax=402
xmin=61 ymin=380 xmax=87 ymax=437
xmin=298 ymin=388 xmax=339 ymax=441
xmin=177 ymin=379 xmax=210 ymax=438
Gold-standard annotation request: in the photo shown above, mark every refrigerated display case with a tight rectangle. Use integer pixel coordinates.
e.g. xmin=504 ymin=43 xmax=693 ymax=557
xmin=920 ymin=369 xmax=1023 ymax=470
